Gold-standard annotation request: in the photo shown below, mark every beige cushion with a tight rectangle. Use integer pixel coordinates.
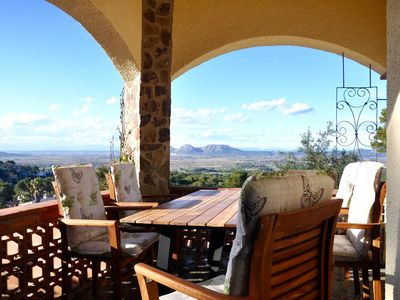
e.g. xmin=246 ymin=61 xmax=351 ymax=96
xmin=336 ymin=163 xmax=357 ymax=207
xmin=52 ymin=165 xmax=107 ymax=247
xmin=160 ymin=275 xmax=225 ymax=300
xmin=111 ymin=162 xmax=142 ymax=218
xmin=286 ymin=169 xmax=318 ymax=176
xmin=224 ymin=174 xmax=334 ymax=295
xmin=346 ymin=161 xmax=383 ymax=256
xmin=72 ymin=231 xmax=158 ymax=256
xmin=111 ymin=162 xmax=142 ymax=203
xmin=333 ymin=234 xmax=362 ymax=262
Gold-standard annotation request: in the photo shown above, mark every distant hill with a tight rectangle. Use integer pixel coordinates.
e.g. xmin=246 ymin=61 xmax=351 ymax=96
xmin=172 ymin=144 xmax=204 ymax=155
xmin=171 ymin=144 xmax=280 ymax=156
xmin=172 ymin=144 xmax=244 ymax=155
xmin=0 ymin=151 xmax=26 ymax=157
xmin=202 ymin=144 xmax=245 ymax=155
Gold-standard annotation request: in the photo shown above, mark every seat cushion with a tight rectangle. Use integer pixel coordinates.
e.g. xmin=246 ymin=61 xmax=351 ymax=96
xmin=160 ymin=275 xmax=226 ymax=300
xmin=333 ymin=234 xmax=362 ymax=262
xmin=72 ymin=231 xmax=159 ymax=256
xmin=224 ymin=174 xmax=334 ymax=296
xmin=52 ymin=165 xmax=108 ymax=247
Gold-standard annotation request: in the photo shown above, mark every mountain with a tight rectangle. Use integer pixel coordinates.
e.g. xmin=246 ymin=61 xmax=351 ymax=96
xmin=171 ymin=144 xmax=264 ymax=156
xmin=172 ymin=144 xmax=204 ymax=155
xmin=0 ymin=151 xmax=26 ymax=157
xmin=201 ymin=144 xmax=245 ymax=155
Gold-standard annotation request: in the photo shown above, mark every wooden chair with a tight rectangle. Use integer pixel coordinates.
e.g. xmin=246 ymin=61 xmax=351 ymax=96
xmin=106 ymin=162 xmax=177 ymax=207
xmin=135 ymin=174 xmax=341 ymax=300
xmin=52 ymin=165 xmax=159 ymax=299
xmin=332 ymin=161 xmax=384 ymax=299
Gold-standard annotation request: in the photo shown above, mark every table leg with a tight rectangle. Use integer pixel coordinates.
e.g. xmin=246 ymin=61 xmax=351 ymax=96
xmin=207 ymin=229 xmax=226 ymax=270
xmin=156 ymin=234 xmax=171 ymax=270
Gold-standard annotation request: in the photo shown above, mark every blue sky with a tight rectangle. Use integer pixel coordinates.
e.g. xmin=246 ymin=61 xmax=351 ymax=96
xmin=0 ymin=1 xmax=387 ymax=151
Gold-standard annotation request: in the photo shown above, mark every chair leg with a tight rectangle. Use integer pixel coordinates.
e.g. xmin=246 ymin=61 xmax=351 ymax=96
xmin=372 ymin=264 xmax=382 ymax=300
xmin=362 ymin=267 xmax=370 ymax=299
xmin=111 ymin=258 xmax=122 ymax=300
xmin=91 ymin=260 xmax=100 ymax=299
xmin=353 ymin=266 xmax=361 ymax=295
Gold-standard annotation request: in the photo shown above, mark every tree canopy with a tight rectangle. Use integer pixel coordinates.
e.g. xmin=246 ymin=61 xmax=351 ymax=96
xmin=371 ymin=108 xmax=387 ymax=153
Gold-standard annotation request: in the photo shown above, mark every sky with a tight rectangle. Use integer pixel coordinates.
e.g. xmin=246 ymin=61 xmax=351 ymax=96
xmin=0 ymin=1 xmax=387 ymax=151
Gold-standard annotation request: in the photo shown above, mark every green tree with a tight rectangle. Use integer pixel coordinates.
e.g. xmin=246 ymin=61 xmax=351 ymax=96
xmin=0 ymin=180 xmax=14 ymax=208
xmin=96 ymin=165 xmax=110 ymax=190
xmin=274 ymin=152 xmax=306 ymax=172
xmin=371 ymin=108 xmax=387 ymax=153
xmin=14 ymin=177 xmax=54 ymax=204
xmin=277 ymin=122 xmax=358 ymax=185
xmin=223 ymin=170 xmax=249 ymax=188
xmin=14 ymin=178 xmax=32 ymax=203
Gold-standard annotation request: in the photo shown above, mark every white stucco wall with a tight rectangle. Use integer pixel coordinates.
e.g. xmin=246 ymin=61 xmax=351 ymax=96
xmin=385 ymin=0 xmax=400 ymax=299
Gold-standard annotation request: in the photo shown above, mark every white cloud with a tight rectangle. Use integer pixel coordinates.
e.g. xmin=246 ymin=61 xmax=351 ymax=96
xmin=0 ymin=113 xmax=48 ymax=130
xmin=49 ymin=104 xmax=60 ymax=111
xmin=242 ymin=98 xmax=286 ymax=111
xmin=82 ymin=97 xmax=93 ymax=113
xmin=172 ymin=107 xmax=227 ymax=123
xmin=74 ymin=97 xmax=94 ymax=115
xmin=106 ymin=96 xmax=118 ymax=105
xmin=223 ymin=113 xmax=248 ymax=123
xmin=281 ymin=103 xmax=313 ymax=116
xmin=0 ymin=112 xmax=118 ymax=149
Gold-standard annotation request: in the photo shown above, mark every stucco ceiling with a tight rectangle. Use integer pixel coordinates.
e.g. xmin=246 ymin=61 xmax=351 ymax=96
xmin=49 ymin=0 xmax=387 ymax=81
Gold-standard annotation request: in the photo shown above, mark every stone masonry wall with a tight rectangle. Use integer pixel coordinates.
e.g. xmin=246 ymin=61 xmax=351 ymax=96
xmin=122 ymin=0 xmax=173 ymax=195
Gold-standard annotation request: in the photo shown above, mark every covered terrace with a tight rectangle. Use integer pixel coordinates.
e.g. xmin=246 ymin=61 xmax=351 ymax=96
xmin=1 ymin=0 xmax=399 ymax=299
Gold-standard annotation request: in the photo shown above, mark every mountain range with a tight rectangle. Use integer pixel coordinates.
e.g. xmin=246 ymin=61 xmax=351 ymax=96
xmin=171 ymin=144 xmax=280 ymax=156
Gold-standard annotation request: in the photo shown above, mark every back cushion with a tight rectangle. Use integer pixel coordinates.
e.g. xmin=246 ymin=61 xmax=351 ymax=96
xmin=224 ymin=174 xmax=334 ymax=296
xmin=111 ymin=162 xmax=142 ymax=203
xmin=336 ymin=162 xmax=360 ymax=207
xmin=52 ymin=165 xmax=107 ymax=247
xmin=346 ymin=161 xmax=383 ymax=255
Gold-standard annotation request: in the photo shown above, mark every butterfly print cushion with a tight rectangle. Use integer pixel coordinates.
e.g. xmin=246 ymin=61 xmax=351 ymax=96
xmin=52 ymin=165 xmax=107 ymax=248
xmin=224 ymin=174 xmax=334 ymax=296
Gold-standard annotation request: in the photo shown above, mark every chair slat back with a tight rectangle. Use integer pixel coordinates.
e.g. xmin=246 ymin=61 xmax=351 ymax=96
xmin=249 ymin=199 xmax=342 ymax=300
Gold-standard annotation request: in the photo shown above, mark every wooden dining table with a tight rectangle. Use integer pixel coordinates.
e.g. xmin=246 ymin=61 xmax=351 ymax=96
xmin=120 ymin=188 xmax=240 ymax=228
xmin=120 ymin=188 xmax=241 ymax=270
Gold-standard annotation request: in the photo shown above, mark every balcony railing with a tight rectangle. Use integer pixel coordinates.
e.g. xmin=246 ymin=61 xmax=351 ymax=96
xmin=0 ymin=186 xmax=202 ymax=298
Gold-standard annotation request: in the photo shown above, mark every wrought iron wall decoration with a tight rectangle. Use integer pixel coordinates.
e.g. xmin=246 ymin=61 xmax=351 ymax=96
xmin=335 ymin=54 xmax=386 ymax=160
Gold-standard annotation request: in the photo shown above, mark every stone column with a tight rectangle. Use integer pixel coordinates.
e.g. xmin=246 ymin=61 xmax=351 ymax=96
xmin=385 ymin=0 xmax=400 ymax=299
xmin=122 ymin=0 xmax=173 ymax=195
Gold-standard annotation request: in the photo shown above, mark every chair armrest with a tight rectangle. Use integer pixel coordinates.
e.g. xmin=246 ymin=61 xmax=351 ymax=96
xmin=59 ymin=218 xmax=118 ymax=227
xmin=58 ymin=218 xmax=121 ymax=250
xmin=134 ymin=263 xmax=248 ymax=300
xmin=339 ymin=207 xmax=349 ymax=215
xmin=336 ymin=222 xmax=381 ymax=230
xmin=104 ymin=202 xmax=158 ymax=211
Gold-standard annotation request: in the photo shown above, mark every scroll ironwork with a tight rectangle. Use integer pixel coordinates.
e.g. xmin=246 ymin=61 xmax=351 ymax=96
xmin=335 ymin=87 xmax=380 ymax=159
xmin=335 ymin=55 xmax=386 ymax=161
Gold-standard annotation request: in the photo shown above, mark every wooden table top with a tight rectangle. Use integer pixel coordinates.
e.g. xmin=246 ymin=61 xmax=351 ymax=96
xmin=120 ymin=189 xmax=240 ymax=228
